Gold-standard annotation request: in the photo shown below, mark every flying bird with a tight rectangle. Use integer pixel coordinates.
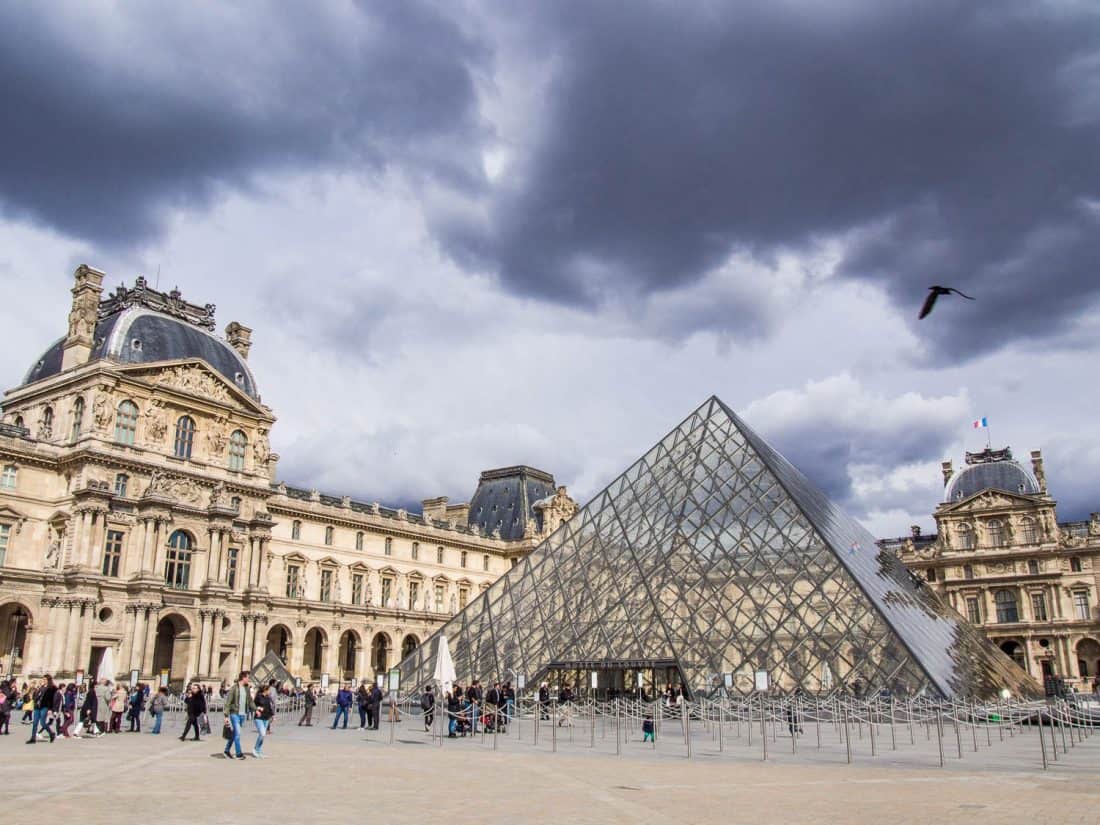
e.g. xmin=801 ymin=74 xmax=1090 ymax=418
xmin=918 ymin=285 xmax=975 ymax=319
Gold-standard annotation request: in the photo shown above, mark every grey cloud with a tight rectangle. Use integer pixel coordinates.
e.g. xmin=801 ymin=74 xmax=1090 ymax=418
xmin=441 ymin=1 xmax=1100 ymax=358
xmin=0 ymin=1 xmax=488 ymax=244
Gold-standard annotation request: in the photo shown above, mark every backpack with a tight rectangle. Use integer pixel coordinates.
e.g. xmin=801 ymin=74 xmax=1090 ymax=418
xmin=420 ymin=692 xmax=433 ymax=710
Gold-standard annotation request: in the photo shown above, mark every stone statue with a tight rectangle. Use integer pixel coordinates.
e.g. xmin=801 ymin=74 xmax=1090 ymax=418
xmin=450 ymin=594 xmax=457 ymax=614
xmin=208 ymin=481 xmax=229 ymax=508
xmin=145 ymin=400 xmax=167 ymax=443
xmin=333 ymin=577 xmax=342 ymax=603
xmin=396 ymin=587 xmax=405 ymax=609
xmin=253 ymin=429 xmax=270 ymax=465
xmin=43 ymin=540 xmax=61 ymax=570
xmin=92 ymin=393 xmax=112 ymax=431
xmin=207 ymin=418 xmax=228 ymax=455
xmin=145 ymin=470 xmax=169 ymax=497
xmin=365 ymin=581 xmax=374 ymax=606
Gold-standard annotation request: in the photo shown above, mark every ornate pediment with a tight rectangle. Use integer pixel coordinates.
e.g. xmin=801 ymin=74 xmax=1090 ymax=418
xmin=941 ymin=489 xmax=1036 ymax=514
xmin=117 ymin=360 xmax=263 ymax=413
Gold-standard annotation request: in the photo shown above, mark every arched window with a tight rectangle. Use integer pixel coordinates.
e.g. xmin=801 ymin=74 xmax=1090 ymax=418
xmin=173 ymin=416 xmax=196 ymax=459
xmin=291 ymin=520 xmax=301 ymax=541
xmin=355 ymin=532 xmax=364 ymax=551
xmin=13 ymin=416 xmax=24 ymax=430
xmin=0 ymin=465 xmax=17 ymax=490
xmin=956 ymin=523 xmax=974 ymax=550
xmin=986 ymin=520 xmax=1004 ymax=547
xmin=164 ymin=530 xmax=193 ymax=590
xmin=114 ymin=401 xmax=138 ymax=445
xmin=41 ymin=405 xmax=54 ymax=438
xmin=114 ymin=473 xmax=129 ymax=497
xmin=1020 ymin=517 xmax=1038 ymax=544
xmin=70 ymin=397 xmax=84 ymax=441
xmin=228 ymin=430 xmax=247 ymax=471
xmin=324 ymin=526 xmax=334 ymax=546
xmin=1070 ymin=556 xmax=1082 ymax=573
xmin=994 ymin=590 xmax=1019 ymax=624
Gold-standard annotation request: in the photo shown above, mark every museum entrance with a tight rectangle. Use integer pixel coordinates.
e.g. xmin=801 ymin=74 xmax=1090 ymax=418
xmin=537 ymin=659 xmax=687 ymax=701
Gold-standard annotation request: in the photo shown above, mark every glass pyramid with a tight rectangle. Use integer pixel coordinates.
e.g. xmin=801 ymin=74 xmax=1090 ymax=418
xmin=399 ymin=397 xmax=1040 ymax=700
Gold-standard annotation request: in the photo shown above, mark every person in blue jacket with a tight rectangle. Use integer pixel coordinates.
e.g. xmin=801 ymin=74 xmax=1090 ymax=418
xmin=332 ymin=684 xmax=353 ymax=729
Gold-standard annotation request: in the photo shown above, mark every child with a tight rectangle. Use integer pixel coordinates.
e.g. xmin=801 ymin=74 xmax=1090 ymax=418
xmin=642 ymin=714 xmax=655 ymax=742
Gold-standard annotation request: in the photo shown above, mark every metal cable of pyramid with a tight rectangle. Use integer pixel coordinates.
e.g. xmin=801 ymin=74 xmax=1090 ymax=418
xmin=398 ymin=397 xmax=1041 ymax=700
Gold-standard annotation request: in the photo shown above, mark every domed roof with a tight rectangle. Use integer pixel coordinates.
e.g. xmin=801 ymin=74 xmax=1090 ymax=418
xmin=944 ymin=451 xmax=1040 ymax=502
xmin=23 ymin=305 xmax=259 ymax=400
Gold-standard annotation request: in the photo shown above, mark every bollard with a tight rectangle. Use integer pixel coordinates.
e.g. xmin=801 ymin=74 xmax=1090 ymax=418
xmin=935 ymin=711 xmax=945 ymax=768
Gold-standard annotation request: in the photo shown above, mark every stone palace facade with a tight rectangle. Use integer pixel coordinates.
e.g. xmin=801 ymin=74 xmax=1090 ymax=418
xmin=884 ymin=447 xmax=1100 ymax=692
xmin=0 ymin=266 xmax=576 ymax=688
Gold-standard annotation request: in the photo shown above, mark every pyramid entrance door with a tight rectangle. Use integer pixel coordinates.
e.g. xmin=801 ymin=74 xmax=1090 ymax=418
xmin=540 ymin=658 xmax=685 ymax=701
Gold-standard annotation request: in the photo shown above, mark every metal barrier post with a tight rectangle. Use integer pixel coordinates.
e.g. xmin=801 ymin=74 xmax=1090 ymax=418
xmin=683 ymin=699 xmax=692 ymax=759
xmin=615 ymin=701 xmax=621 ymax=756
xmin=551 ymin=701 xmax=557 ymax=753
xmin=1037 ymin=705 xmax=1048 ymax=770
xmin=935 ymin=710 xmax=944 ymax=767
xmin=889 ymin=697 xmax=897 ymax=751
xmin=842 ymin=705 xmax=852 ymax=764
xmin=718 ymin=701 xmax=724 ymax=753
xmin=761 ymin=696 xmax=768 ymax=762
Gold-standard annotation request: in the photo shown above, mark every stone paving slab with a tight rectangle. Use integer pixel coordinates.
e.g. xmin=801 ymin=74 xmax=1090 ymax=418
xmin=4 ymin=715 xmax=1098 ymax=825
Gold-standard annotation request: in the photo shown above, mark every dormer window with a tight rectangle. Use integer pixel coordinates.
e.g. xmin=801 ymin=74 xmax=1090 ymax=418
xmin=131 ymin=338 xmax=142 ymax=351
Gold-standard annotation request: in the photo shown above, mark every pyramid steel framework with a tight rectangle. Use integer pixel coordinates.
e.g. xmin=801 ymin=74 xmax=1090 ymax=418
xmin=398 ymin=397 xmax=1040 ymax=699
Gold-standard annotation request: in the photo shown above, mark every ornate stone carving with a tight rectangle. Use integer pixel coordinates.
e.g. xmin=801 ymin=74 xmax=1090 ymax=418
xmin=100 ymin=277 xmax=216 ymax=331
xmin=144 ymin=399 xmax=168 ymax=444
xmin=156 ymin=365 xmax=233 ymax=402
xmin=144 ymin=470 xmax=203 ymax=506
xmin=206 ymin=417 xmax=228 ymax=455
xmin=92 ymin=389 xmax=113 ymax=431
xmin=208 ymin=481 xmax=231 ymax=509
xmin=253 ymin=428 xmax=271 ymax=466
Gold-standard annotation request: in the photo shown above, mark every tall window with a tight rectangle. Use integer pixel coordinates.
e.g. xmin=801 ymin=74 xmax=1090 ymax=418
xmin=1020 ymin=518 xmax=1038 ymax=544
xmin=436 ymin=546 xmax=444 ymax=564
xmin=1070 ymin=556 xmax=1082 ymax=573
xmin=434 ymin=584 xmax=444 ymax=612
xmin=994 ymin=589 xmax=1018 ymax=623
xmin=41 ymin=406 xmax=53 ymax=438
xmin=483 ymin=554 xmax=490 ymax=572
xmin=352 ymin=574 xmax=364 ymax=605
xmin=70 ymin=397 xmax=84 ymax=441
xmin=12 ymin=416 xmax=23 ymax=430
xmin=925 ymin=567 xmax=936 ymax=582
xmin=411 ymin=542 xmax=419 ymax=560
xmin=409 ymin=580 xmax=420 ymax=610
xmin=963 ymin=564 xmax=974 ymax=581
xmin=291 ymin=520 xmax=301 ymax=540
xmin=228 ymin=430 xmax=247 ymax=471
xmin=102 ymin=530 xmax=124 ymax=577
xmin=356 ymin=532 xmax=364 ymax=551
xmin=384 ymin=537 xmax=392 ymax=556
xmin=286 ymin=564 xmax=301 ymax=598
xmin=1030 ymin=592 xmax=1048 ymax=621
xmin=1027 ymin=559 xmax=1040 ymax=575
xmin=173 ymin=416 xmax=196 ymax=459
xmin=956 ymin=523 xmax=973 ymax=549
xmin=986 ymin=520 xmax=1004 ymax=547
xmin=0 ymin=465 xmax=16 ymax=490
xmin=1074 ymin=591 xmax=1091 ymax=621
xmin=114 ymin=473 xmax=129 ymax=498
xmin=114 ymin=400 xmax=138 ymax=445
xmin=458 ymin=586 xmax=469 ymax=609
xmin=231 ymin=496 xmax=241 ymax=512
xmin=324 ymin=526 xmax=334 ymax=546
xmin=320 ymin=569 xmax=333 ymax=602
xmin=460 ymin=551 xmax=467 ymax=568
xmin=0 ymin=523 xmax=9 ymax=567
xmin=164 ymin=530 xmax=193 ymax=590
xmin=226 ymin=547 xmax=239 ymax=589
xmin=965 ymin=596 xmax=981 ymax=624
xmin=381 ymin=576 xmax=393 ymax=607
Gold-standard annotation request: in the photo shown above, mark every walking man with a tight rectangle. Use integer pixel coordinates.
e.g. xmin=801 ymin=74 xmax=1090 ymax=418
xmin=356 ymin=681 xmax=370 ymax=730
xmin=298 ymin=684 xmax=316 ymax=726
xmin=420 ymin=685 xmax=435 ymax=732
xmin=181 ymin=683 xmax=206 ymax=741
xmin=27 ymin=675 xmax=57 ymax=744
xmin=223 ymin=671 xmax=254 ymax=760
xmin=150 ymin=686 xmax=168 ymax=734
xmin=368 ymin=681 xmax=383 ymax=730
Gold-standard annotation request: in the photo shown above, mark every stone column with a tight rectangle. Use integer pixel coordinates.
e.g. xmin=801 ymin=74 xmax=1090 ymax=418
xmin=77 ymin=600 xmax=97 ymax=677
xmin=208 ymin=611 xmax=224 ymax=677
xmin=239 ymin=615 xmax=253 ymax=673
xmin=139 ymin=518 xmax=155 ymax=575
xmin=77 ymin=509 xmax=93 ymax=568
xmin=252 ymin=617 xmax=267 ymax=666
xmin=52 ymin=601 xmax=76 ymax=674
xmin=205 ymin=529 xmax=218 ymax=582
xmin=141 ymin=607 xmax=161 ymax=678
xmin=88 ymin=509 xmax=108 ymax=574
xmin=129 ymin=606 xmax=147 ymax=672
xmin=196 ymin=610 xmax=212 ymax=679
xmin=257 ymin=538 xmax=270 ymax=591
xmin=245 ymin=536 xmax=258 ymax=588
xmin=151 ymin=519 xmax=166 ymax=581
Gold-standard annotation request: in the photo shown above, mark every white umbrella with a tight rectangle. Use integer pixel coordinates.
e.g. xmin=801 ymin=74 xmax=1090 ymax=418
xmin=433 ymin=635 xmax=456 ymax=693
xmin=97 ymin=645 xmax=115 ymax=683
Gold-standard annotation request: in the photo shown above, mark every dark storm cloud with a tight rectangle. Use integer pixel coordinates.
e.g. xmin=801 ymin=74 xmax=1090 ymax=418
xmin=442 ymin=1 xmax=1100 ymax=359
xmin=0 ymin=1 xmax=488 ymax=244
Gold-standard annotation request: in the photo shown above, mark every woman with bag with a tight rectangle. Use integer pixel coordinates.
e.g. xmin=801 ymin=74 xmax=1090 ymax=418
xmin=252 ymin=683 xmax=274 ymax=758
xmin=127 ymin=684 xmax=146 ymax=732
xmin=109 ymin=684 xmax=128 ymax=733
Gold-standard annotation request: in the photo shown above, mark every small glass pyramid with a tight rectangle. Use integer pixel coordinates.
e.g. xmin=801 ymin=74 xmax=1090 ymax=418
xmin=400 ymin=397 xmax=1040 ymax=699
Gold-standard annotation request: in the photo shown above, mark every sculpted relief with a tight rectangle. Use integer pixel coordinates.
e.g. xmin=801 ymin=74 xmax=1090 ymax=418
xmin=156 ymin=365 xmax=233 ymax=403
xmin=144 ymin=469 xmax=204 ymax=507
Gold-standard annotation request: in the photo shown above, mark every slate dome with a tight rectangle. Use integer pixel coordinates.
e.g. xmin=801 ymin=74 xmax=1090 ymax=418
xmin=944 ymin=456 xmax=1040 ymax=502
xmin=22 ymin=296 xmax=259 ymax=401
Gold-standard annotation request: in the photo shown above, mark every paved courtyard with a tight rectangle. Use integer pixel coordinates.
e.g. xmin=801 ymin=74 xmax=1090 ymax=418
xmin=5 ymin=709 xmax=1099 ymax=825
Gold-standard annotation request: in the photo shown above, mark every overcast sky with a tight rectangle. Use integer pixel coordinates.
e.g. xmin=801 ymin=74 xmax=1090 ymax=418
xmin=1 ymin=1 xmax=1098 ymax=537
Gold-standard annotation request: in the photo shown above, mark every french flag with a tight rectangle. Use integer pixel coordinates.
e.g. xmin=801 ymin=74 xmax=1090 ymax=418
xmin=972 ymin=417 xmax=988 ymax=429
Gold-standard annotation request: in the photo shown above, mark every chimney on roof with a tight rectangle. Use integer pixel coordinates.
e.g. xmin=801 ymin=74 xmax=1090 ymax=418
xmin=910 ymin=525 xmax=921 ymax=539
xmin=1030 ymin=450 xmax=1047 ymax=494
xmin=61 ymin=264 xmax=105 ymax=371
xmin=225 ymin=321 xmax=252 ymax=360
xmin=941 ymin=460 xmax=953 ymax=487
